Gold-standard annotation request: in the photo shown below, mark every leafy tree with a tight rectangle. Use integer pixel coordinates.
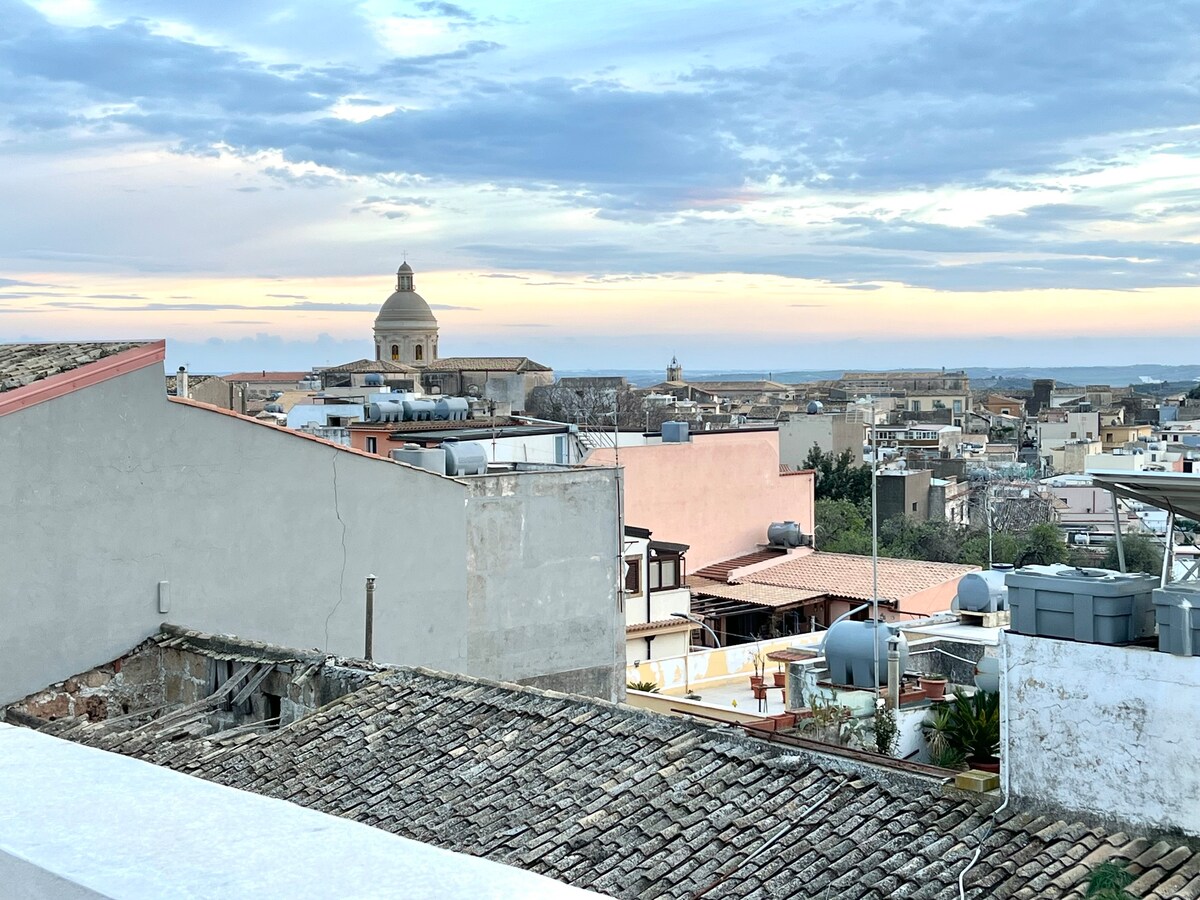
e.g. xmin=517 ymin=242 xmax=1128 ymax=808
xmin=814 ymin=499 xmax=873 ymax=554
xmin=1102 ymin=532 xmax=1163 ymax=574
xmin=1016 ymin=523 xmax=1069 ymax=567
xmin=879 ymin=517 xmax=962 ymax=563
xmin=957 ymin=531 xmax=1021 ymax=568
xmin=1187 ymin=384 xmax=1200 ymax=400
xmin=804 ymin=446 xmax=872 ymax=509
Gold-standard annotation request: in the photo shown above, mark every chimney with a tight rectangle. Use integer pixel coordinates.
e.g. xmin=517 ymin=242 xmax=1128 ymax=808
xmin=177 ymin=365 xmax=189 ymax=398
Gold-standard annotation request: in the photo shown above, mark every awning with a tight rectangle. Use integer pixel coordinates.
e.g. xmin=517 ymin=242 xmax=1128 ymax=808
xmin=649 ymin=540 xmax=690 ymax=555
xmin=1090 ymin=471 xmax=1200 ymax=521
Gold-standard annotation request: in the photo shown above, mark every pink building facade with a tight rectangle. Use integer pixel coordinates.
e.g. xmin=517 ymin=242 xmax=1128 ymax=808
xmin=588 ymin=430 xmax=815 ymax=571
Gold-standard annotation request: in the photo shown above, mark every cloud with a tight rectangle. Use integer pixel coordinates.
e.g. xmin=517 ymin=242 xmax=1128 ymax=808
xmin=266 ymin=293 xmax=308 ymax=299
xmin=415 ymin=1 xmax=475 ymax=21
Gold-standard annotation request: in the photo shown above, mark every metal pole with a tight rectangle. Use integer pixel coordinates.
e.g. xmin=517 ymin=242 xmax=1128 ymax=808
xmin=1110 ymin=489 xmax=1127 ymax=573
xmin=364 ymin=575 xmax=376 ymax=661
xmin=1161 ymin=511 xmax=1175 ymax=588
xmin=871 ymin=398 xmax=880 ymax=696
xmin=886 ymin=635 xmax=901 ymax=710
xmin=987 ymin=483 xmax=994 ymax=569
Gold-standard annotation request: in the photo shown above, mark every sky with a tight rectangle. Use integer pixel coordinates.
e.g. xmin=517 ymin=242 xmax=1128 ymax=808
xmin=0 ymin=0 xmax=1198 ymax=373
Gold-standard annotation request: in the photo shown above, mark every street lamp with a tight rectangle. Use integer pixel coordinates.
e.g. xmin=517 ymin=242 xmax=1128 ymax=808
xmin=670 ymin=612 xmax=721 ymax=648
xmin=671 ymin=612 xmax=720 ymax=698
xmin=855 ymin=396 xmax=881 ymax=698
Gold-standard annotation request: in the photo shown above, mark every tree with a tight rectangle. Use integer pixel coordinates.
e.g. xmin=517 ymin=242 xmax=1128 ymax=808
xmin=804 ymin=445 xmax=872 ymax=509
xmin=957 ymin=530 xmax=1020 ymax=568
xmin=1102 ymin=533 xmax=1163 ymax=574
xmin=1187 ymin=384 xmax=1200 ymax=400
xmin=814 ymin=499 xmax=873 ymax=554
xmin=1016 ymin=523 xmax=1069 ymax=567
xmin=526 ymin=384 xmax=678 ymax=431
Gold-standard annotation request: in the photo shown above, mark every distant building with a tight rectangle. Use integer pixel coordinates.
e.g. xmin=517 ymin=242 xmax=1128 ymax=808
xmin=778 ymin=409 xmax=866 ymax=464
xmin=622 ymin=526 xmax=693 ymax=666
xmin=373 ymin=262 xmax=438 ymax=366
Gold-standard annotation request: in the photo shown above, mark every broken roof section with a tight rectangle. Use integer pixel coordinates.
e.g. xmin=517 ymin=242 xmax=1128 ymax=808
xmin=12 ymin=625 xmax=1199 ymax=900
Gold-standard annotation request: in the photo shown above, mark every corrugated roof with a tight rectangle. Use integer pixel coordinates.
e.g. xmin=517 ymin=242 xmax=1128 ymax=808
xmin=32 ymin=661 xmax=1200 ymax=899
xmin=0 ymin=342 xmax=146 ymax=392
xmin=739 ymin=552 xmax=977 ymax=603
xmin=692 ymin=549 xmax=788 ymax=582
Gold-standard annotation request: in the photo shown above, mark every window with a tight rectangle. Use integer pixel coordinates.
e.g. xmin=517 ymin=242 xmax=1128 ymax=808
xmin=415 ymin=345 xmax=424 ymax=361
xmin=953 ymin=400 xmax=963 ymax=414
xmin=366 ymin=437 xmax=378 ymax=454
xmin=648 ymin=553 xmax=682 ymax=592
xmin=624 ymin=558 xmax=642 ymax=594
xmin=911 ymin=400 xmax=922 ymax=412
xmin=912 ymin=502 xmax=918 ymax=512
xmin=390 ymin=344 xmax=399 ymax=361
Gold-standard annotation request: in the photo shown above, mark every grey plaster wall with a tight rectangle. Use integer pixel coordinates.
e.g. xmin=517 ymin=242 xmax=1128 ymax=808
xmin=0 ymin=364 xmax=621 ymax=704
xmin=465 ymin=469 xmax=623 ymax=701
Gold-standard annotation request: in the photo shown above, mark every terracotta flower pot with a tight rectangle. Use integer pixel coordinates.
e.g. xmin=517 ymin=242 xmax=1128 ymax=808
xmin=773 ymin=671 xmax=787 ymax=687
xmin=969 ymin=757 xmax=1001 ymax=774
xmin=919 ymin=676 xmax=949 ymax=701
xmin=752 ymin=685 xmax=768 ymax=700
xmin=750 ymin=675 xmax=765 ymax=689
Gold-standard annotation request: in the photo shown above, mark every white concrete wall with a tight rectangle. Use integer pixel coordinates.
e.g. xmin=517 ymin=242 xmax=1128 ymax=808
xmin=1005 ymin=632 xmax=1200 ymax=836
xmin=0 ymin=365 xmax=622 ymax=703
xmin=0 ymin=724 xmax=599 ymax=899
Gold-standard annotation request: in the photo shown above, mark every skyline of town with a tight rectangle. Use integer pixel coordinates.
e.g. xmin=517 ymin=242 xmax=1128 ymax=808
xmin=2 ymin=0 xmax=1198 ymax=371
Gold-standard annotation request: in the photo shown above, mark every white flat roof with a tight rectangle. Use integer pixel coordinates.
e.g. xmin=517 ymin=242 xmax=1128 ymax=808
xmin=0 ymin=724 xmax=598 ymax=900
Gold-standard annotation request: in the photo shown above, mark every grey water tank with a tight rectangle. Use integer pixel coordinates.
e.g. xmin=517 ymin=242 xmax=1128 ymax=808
xmin=824 ymin=620 xmax=907 ymax=688
xmin=364 ymin=373 xmax=384 ymax=387
xmin=1005 ymin=566 xmax=1157 ymax=644
xmin=662 ymin=421 xmax=689 ymax=443
xmin=806 ymin=400 xmax=824 ymax=415
xmin=956 ymin=570 xmax=1009 ymax=613
xmin=1153 ymin=584 xmax=1200 ymax=656
xmin=442 ymin=440 xmax=488 ymax=476
xmin=368 ymin=401 xmax=404 ymax=423
xmin=433 ymin=397 xmax=469 ymax=421
xmin=767 ymin=521 xmax=803 ymax=548
xmin=391 ymin=444 xmax=446 ymax=475
xmin=403 ymin=399 xmax=436 ymax=421
xmin=263 ymin=403 xmax=284 ymax=414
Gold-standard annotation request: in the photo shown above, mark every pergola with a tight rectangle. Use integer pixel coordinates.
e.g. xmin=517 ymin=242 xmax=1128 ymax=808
xmin=1090 ymin=471 xmax=1200 ymax=584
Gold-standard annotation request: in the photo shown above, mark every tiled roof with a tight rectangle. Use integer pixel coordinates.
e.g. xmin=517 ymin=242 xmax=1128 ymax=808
xmin=424 ymin=357 xmax=552 ymax=373
xmin=225 ymin=371 xmax=309 ymax=383
xmin=0 ymin=341 xmax=146 ymax=392
xmin=689 ymin=577 xmax=825 ymax=609
xmin=35 ymin=667 xmax=1200 ymax=899
xmin=740 ymin=552 xmax=977 ymax=603
xmin=689 ymin=380 xmax=789 ymax=392
xmin=625 ymin=619 xmax=692 ymax=635
xmin=692 ymin=549 xmax=788 ymax=582
xmin=164 ymin=374 xmax=222 ymax=394
xmin=318 ymin=358 xmax=420 ymax=374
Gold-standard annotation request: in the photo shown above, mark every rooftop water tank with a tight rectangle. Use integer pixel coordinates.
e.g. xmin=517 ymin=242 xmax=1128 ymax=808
xmin=824 ymin=619 xmax=907 ymax=688
xmin=1152 ymin=584 xmax=1200 ymax=656
xmin=662 ymin=421 xmax=690 ymax=443
xmin=263 ymin=403 xmax=284 ymax=414
xmin=442 ymin=440 xmax=488 ymax=476
xmin=403 ymin=399 xmax=436 ymax=421
xmin=955 ymin=569 xmax=1009 ymax=613
xmin=767 ymin=521 xmax=803 ymax=548
xmin=1005 ymin=566 xmax=1157 ymax=644
xmin=368 ymin=401 xmax=404 ymax=423
xmin=806 ymin=400 xmax=824 ymax=415
xmin=364 ymin=373 xmax=385 ymax=387
xmin=433 ymin=397 xmax=469 ymax=421
xmin=391 ymin=443 xmax=446 ymax=475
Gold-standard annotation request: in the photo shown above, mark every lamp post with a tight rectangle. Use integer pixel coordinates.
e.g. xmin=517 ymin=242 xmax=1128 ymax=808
xmin=857 ymin=396 xmax=881 ymax=698
xmin=671 ymin=612 xmax=721 ymax=698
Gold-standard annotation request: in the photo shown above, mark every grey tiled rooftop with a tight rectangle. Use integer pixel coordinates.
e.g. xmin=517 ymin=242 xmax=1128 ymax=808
xmin=0 ymin=341 xmax=146 ymax=392
xmin=39 ymin=665 xmax=1200 ymax=899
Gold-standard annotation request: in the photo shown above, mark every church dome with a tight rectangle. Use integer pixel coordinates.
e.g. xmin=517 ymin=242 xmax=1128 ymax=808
xmin=374 ymin=262 xmax=438 ymax=328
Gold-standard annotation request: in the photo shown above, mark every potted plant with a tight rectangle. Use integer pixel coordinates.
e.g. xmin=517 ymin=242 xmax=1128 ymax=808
xmin=773 ymin=660 xmax=787 ymax=688
xmin=943 ymin=689 xmax=1001 ymax=772
xmin=922 ymin=703 xmax=967 ymax=769
xmin=918 ymin=673 xmax=949 ymax=701
xmin=749 ymin=648 xmax=767 ymax=688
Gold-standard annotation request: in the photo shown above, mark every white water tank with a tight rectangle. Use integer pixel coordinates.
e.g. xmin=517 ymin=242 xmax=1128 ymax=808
xmin=442 ymin=440 xmax=488 ymax=476
xmin=368 ymin=401 xmax=404 ymax=423
xmin=824 ymin=620 xmax=907 ymax=688
xmin=391 ymin=444 xmax=446 ymax=475
xmin=433 ymin=397 xmax=469 ymax=421
xmin=403 ymin=399 xmax=436 ymax=421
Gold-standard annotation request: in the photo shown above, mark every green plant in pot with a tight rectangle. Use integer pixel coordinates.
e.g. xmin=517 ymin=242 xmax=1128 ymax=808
xmin=944 ymin=689 xmax=1000 ymax=771
xmin=923 ymin=703 xmax=967 ymax=769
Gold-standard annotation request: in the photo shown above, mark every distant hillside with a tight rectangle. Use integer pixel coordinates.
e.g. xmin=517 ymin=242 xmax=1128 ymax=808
xmin=557 ymin=365 xmax=1200 ymax=390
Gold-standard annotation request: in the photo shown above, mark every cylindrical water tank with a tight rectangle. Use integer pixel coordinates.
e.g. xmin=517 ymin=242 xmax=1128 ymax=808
xmin=956 ymin=570 xmax=1009 ymax=613
xmin=364 ymin=373 xmax=384 ymax=387
xmin=368 ymin=401 xmax=404 ymax=423
xmin=767 ymin=521 xmax=803 ymax=548
xmin=263 ymin=403 xmax=284 ymax=414
xmin=433 ymin=397 xmax=470 ymax=421
xmin=806 ymin=400 xmax=824 ymax=415
xmin=823 ymin=620 xmax=907 ymax=688
xmin=403 ymin=399 xmax=436 ymax=421
xmin=391 ymin=444 xmax=446 ymax=475
xmin=442 ymin=440 xmax=488 ymax=476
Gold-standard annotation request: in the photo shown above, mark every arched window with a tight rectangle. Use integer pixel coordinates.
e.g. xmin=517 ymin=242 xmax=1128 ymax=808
xmin=415 ymin=344 xmax=424 ymax=361
xmin=391 ymin=344 xmax=399 ymax=361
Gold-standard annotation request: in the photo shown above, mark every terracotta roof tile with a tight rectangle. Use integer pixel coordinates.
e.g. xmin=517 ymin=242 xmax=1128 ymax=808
xmin=738 ymin=551 xmax=977 ymax=603
xmin=424 ymin=357 xmax=552 ymax=373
